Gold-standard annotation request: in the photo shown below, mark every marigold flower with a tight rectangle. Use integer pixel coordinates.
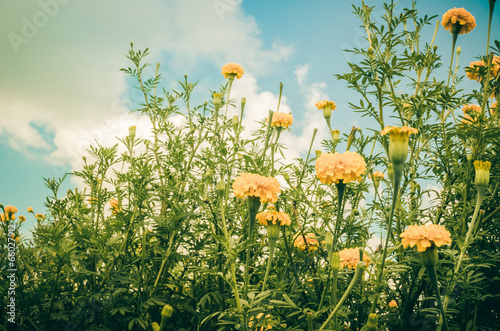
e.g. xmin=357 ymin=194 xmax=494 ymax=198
xmin=27 ymin=206 xmax=34 ymax=213
xmin=270 ymin=112 xmax=293 ymax=129
xmin=232 ymin=173 xmax=280 ymax=203
xmin=5 ymin=205 xmax=18 ymax=214
xmin=461 ymin=104 xmax=482 ymax=124
xmin=400 ymin=224 xmax=451 ymax=252
xmin=221 ymin=63 xmax=244 ymax=79
xmin=109 ymin=199 xmax=121 ymax=215
xmin=388 ymin=300 xmax=398 ymax=309
xmin=466 ymin=60 xmax=485 ymax=81
xmin=249 ymin=313 xmax=272 ymax=331
xmin=0 ymin=214 xmax=4 ymax=222
xmin=294 ymin=233 xmax=320 ymax=251
xmin=315 ymin=100 xmax=337 ymax=111
xmin=35 ymin=213 xmax=45 ymax=221
xmin=315 ymin=151 xmax=366 ymax=184
xmin=373 ymin=171 xmax=385 ymax=179
xmin=256 ymin=210 xmax=291 ymax=226
xmin=338 ymin=247 xmax=370 ymax=268
xmin=18 ymin=215 xmax=26 ymax=224
xmin=442 ymin=8 xmax=476 ymax=35
xmin=474 ymin=160 xmax=491 ymax=189
xmin=380 ymin=126 xmax=418 ymax=165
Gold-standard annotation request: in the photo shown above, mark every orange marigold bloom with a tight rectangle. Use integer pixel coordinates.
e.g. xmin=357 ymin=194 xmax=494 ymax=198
xmin=461 ymin=104 xmax=482 ymax=124
xmin=442 ymin=8 xmax=476 ymax=35
xmin=466 ymin=60 xmax=485 ymax=81
xmin=249 ymin=313 xmax=272 ymax=331
xmin=221 ymin=63 xmax=244 ymax=79
xmin=5 ymin=205 xmax=18 ymax=214
xmin=27 ymin=206 xmax=34 ymax=213
xmin=270 ymin=112 xmax=293 ymax=129
xmin=315 ymin=100 xmax=337 ymax=111
xmin=380 ymin=126 xmax=418 ymax=136
xmin=338 ymin=248 xmax=370 ymax=268
xmin=18 ymin=215 xmax=26 ymax=224
xmin=315 ymin=151 xmax=366 ymax=184
xmin=373 ymin=171 xmax=385 ymax=179
xmin=256 ymin=210 xmax=291 ymax=226
xmin=109 ymin=199 xmax=121 ymax=215
xmin=232 ymin=173 xmax=280 ymax=203
xmin=35 ymin=213 xmax=45 ymax=221
xmin=389 ymin=300 xmax=398 ymax=309
xmin=400 ymin=224 xmax=451 ymax=252
xmin=294 ymin=233 xmax=320 ymax=251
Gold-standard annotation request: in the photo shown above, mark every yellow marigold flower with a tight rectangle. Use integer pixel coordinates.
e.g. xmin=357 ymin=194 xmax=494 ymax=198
xmin=0 ymin=214 xmax=4 ymax=222
xmin=270 ymin=112 xmax=293 ymax=129
xmin=256 ymin=210 xmax=291 ymax=226
xmin=463 ymin=104 xmax=482 ymax=114
xmin=400 ymin=224 xmax=451 ymax=252
xmin=315 ymin=151 xmax=366 ymax=184
xmin=461 ymin=104 xmax=482 ymax=124
xmin=249 ymin=313 xmax=272 ymax=331
xmin=442 ymin=8 xmax=476 ymax=35
xmin=380 ymin=126 xmax=418 ymax=165
xmin=373 ymin=171 xmax=385 ymax=179
xmin=5 ymin=205 xmax=18 ymax=214
xmin=338 ymin=247 xmax=370 ymax=268
xmin=27 ymin=206 xmax=34 ymax=213
xmin=221 ymin=63 xmax=244 ymax=79
xmin=293 ymin=233 xmax=320 ymax=251
xmin=109 ymin=199 xmax=121 ymax=215
xmin=35 ymin=213 xmax=45 ymax=221
xmin=474 ymin=160 xmax=491 ymax=189
xmin=18 ymin=215 xmax=26 ymax=224
xmin=466 ymin=60 xmax=485 ymax=81
xmin=388 ymin=300 xmax=398 ymax=309
xmin=232 ymin=173 xmax=280 ymax=203
xmin=315 ymin=100 xmax=337 ymax=111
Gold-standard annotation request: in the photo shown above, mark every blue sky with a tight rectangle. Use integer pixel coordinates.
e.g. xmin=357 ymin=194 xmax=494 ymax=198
xmin=1 ymin=0 xmax=498 ymax=237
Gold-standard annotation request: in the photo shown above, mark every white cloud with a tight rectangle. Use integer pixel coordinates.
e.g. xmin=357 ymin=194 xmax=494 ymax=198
xmin=0 ymin=0 xmax=294 ymax=180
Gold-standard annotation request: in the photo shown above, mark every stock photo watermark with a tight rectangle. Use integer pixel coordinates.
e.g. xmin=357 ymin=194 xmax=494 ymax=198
xmin=7 ymin=0 xmax=72 ymax=54
xmin=6 ymin=223 xmax=18 ymax=324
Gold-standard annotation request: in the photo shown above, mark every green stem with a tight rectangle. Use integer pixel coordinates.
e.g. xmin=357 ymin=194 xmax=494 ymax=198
xmin=319 ymin=263 xmax=365 ymax=330
xmin=332 ymin=182 xmax=346 ymax=249
xmin=245 ymin=197 xmax=260 ymax=288
xmin=261 ymin=238 xmax=276 ymax=291
xmin=447 ymin=32 xmax=459 ymax=87
xmin=427 ymin=265 xmax=449 ymax=331
xmin=438 ymin=189 xmax=485 ymax=330
xmin=487 ymin=1 xmax=495 ymax=54
xmin=369 ymin=162 xmax=402 ymax=314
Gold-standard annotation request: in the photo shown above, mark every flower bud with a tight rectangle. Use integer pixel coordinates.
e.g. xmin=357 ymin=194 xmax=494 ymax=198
xmin=331 ymin=129 xmax=340 ymax=142
xmin=152 ymin=322 xmax=160 ymax=331
xmin=213 ymin=93 xmax=222 ymax=109
xmin=331 ymin=252 xmax=341 ymax=272
xmin=365 ymin=313 xmax=378 ymax=331
xmin=216 ymin=180 xmax=225 ymax=198
xmin=315 ymin=150 xmax=322 ymax=159
xmin=129 ymin=125 xmax=136 ymax=138
xmin=232 ymin=115 xmax=239 ymax=131
xmin=474 ymin=160 xmax=491 ymax=191
xmin=161 ymin=304 xmax=174 ymax=319
xmin=456 ymin=46 xmax=461 ymax=56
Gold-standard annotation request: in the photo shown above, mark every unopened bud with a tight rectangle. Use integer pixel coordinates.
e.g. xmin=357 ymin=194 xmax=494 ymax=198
xmin=365 ymin=313 xmax=378 ymax=331
xmin=213 ymin=93 xmax=222 ymax=109
xmin=456 ymin=46 xmax=461 ymax=55
xmin=161 ymin=304 xmax=174 ymax=319
xmin=315 ymin=150 xmax=322 ymax=159
xmin=331 ymin=129 xmax=340 ymax=142
xmin=216 ymin=180 xmax=225 ymax=197
xmin=232 ymin=115 xmax=239 ymax=131
xmin=129 ymin=125 xmax=136 ymax=138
